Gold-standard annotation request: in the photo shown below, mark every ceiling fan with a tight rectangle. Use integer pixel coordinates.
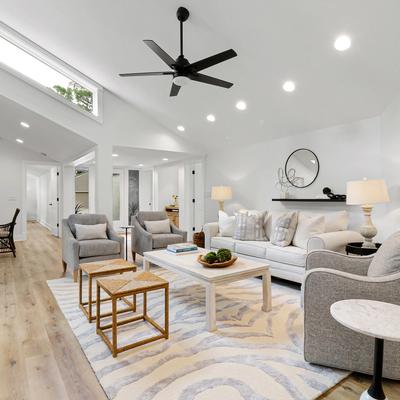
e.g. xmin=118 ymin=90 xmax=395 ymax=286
xmin=119 ymin=7 xmax=237 ymax=97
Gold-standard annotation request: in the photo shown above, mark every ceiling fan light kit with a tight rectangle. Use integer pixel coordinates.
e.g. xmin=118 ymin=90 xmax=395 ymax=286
xmin=119 ymin=7 xmax=237 ymax=96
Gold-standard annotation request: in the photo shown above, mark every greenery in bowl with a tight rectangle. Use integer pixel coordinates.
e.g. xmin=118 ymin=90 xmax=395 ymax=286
xmin=203 ymin=248 xmax=232 ymax=264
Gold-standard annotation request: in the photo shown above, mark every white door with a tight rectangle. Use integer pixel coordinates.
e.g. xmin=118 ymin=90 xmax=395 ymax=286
xmin=47 ymin=167 xmax=60 ymax=236
xmin=112 ymin=169 xmax=124 ymax=230
xmin=139 ymin=170 xmax=153 ymax=211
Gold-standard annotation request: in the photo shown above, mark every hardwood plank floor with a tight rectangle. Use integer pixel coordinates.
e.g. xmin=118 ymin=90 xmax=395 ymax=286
xmin=0 ymin=222 xmax=399 ymax=400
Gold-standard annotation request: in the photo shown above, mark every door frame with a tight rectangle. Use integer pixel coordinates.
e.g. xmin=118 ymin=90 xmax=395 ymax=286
xmin=22 ymin=161 xmax=61 ymax=240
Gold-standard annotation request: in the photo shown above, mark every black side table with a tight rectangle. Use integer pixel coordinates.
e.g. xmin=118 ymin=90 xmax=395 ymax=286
xmin=346 ymin=242 xmax=381 ymax=256
xmin=121 ymin=226 xmax=134 ymax=261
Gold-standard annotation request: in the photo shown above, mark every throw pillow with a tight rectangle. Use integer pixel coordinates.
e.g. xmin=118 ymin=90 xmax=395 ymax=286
xmin=233 ymin=211 xmax=267 ymax=241
xmin=264 ymin=211 xmax=286 ymax=240
xmin=324 ymin=211 xmax=348 ymax=232
xmin=270 ymin=211 xmax=298 ymax=247
xmin=368 ymin=231 xmax=400 ymax=277
xmin=218 ymin=210 xmax=235 ymax=237
xmin=292 ymin=214 xmax=325 ymax=249
xmin=144 ymin=219 xmax=171 ymax=234
xmin=75 ymin=223 xmax=108 ymax=241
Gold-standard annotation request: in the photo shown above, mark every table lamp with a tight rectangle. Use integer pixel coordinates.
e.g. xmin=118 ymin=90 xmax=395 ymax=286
xmin=211 ymin=186 xmax=232 ymax=211
xmin=346 ymin=179 xmax=390 ymax=248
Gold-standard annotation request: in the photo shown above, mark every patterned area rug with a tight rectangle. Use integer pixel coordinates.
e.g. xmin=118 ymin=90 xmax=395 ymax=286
xmin=47 ymin=269 xmax=348 ymax=400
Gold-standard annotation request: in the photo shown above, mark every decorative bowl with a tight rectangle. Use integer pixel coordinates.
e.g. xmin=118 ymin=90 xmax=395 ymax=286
xmin=197 ymin=255 xmax=238 ymax=268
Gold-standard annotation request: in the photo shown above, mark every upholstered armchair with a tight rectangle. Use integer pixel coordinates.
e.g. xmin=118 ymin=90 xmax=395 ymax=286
xmin=62 ymin=214 xmax=124 ymax=281
xmin=131 ymin=211 xmax=187 ymax=260
xmin=303 ymin=250 xmax=400 ymax=380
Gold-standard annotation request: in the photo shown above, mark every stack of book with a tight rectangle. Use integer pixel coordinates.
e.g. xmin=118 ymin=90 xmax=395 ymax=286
xmin=167 ymin=243 xmax=198 ymax=254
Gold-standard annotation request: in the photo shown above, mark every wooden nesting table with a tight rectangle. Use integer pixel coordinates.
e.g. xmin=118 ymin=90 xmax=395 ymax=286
xmin=79 ymin=259 xmax=137 ymax=322
xmin=96 ymin=271 xmax=169 ymax=357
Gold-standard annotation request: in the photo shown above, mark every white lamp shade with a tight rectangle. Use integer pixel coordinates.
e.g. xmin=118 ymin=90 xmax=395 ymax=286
xmin=211 ymin=186 xmax=232 ymax=201
xmin=346 ymin=179 xmax=390 ymax=205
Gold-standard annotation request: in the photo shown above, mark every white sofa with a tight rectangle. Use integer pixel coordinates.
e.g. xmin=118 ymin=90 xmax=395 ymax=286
xmin=204 ymin=211 xmax=363 ymax=283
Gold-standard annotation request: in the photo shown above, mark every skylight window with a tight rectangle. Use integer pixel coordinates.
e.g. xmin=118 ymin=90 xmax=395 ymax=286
xmin=0 ymin=25 xmax=102 ymax=119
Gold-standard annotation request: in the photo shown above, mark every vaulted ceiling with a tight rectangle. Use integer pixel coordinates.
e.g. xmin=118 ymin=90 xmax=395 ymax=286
xmin=2 ymin=0 xmax=400 ymax=149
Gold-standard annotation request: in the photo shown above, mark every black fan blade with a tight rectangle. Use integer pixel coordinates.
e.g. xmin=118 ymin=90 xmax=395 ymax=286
xmin=119 ymin=71 xmax=173 ymax=77
xmin=143 ymin=40 xmax=175 ymax=67
xmin=170 ymin=83 xmax=181 ymax=96
xmin=188 ymin=49 xmax=237 ymax=72
xmin=189 ymin=73 xmax=233 ymax=88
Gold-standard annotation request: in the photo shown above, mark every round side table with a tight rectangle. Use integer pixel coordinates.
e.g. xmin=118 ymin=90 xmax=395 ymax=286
xmin=331 ymin=299 xmax=400 ymax=400
xmin=346 ymin=242 xmax=381 ymax=256
xmin=121 ymin=225 xmax=134 ymax=261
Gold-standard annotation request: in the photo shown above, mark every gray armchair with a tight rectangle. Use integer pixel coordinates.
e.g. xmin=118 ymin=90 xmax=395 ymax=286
xmin=303 ymin=250 xmax=400 ymax=380
xmin=131 ymin=211 xmax=187 ymax=260
xmin=62 ymin=214 xmax=124 ymax=281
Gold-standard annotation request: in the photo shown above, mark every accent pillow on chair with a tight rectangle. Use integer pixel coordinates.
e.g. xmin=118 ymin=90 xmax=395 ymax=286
xmin=270 ymin=211 xmax=298 ymax=247
xmin=292 ymin=214 xmax=325 ymax=249
xmin=368 ymin=231 xmax=400 ymax=277
xmin=75 ymin=223 xmax=108 ymax=241
xmin=218 ymin=210 xmax=235 ymax=237
xmin=233 ymin=211 xmax=267 ymax=241
xmin=144 ymin=219 xmax=171 ymax=234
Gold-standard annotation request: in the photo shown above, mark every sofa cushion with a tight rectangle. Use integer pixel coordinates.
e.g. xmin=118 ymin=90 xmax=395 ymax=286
xmin=235 ymin=240 xmax=268 ymax=258
xmin=324 ymin=211 xmax=348 ymax=232
xmin=265 ymin=211 xmax=286 ymax=240
xmin=368 ymin=231 xmax=400 ymax=277
xmin=218 ymin=210 xmax=235 ymax=237
xmin=266 ymin=243 xmax=307 ymax=267
xmin=292 ymin=214 xmax=325 ymax=249
xmin=75 ymin=223 xmax=107 ymax=241
xmin=210 ymin=236 xmax=236 ymax=251
xmin=270 ymin=211 xmax=298 ymax=247
xmin=79 ymin=239 xmax=120 ymax=258
xmin=233 ymin=211 xmax=267 ymax=241
xmin=152 ymin=233 xmax=183 ymax=249
xmin=144 ymin=219 xmax=171 ymax=234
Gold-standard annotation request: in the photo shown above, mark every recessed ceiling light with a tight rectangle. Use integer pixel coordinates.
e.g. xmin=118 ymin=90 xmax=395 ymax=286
xmin=206 ymin=114 xmax=216 ymax=122
xmin=162 ymin=158 xmax=169 ymax=161
xmin=334 ymin=35 xmax=351 ymax=51
xmin=16 ymin=138 xmax=24 ymax=143
xmin=138 ymin=163 xmax=144 ymax=167
xmin=20 ymin=121 xmax=30 ymax=128
xmin=177 ymin=125 xmax=185 ymax=132
xmin=282 ymin=81 xmax=296 ymax=92
xmin=112 ymin=153 xmax=119 ymax=157
xmin=236 ymin=100 xmax=247 ymax=110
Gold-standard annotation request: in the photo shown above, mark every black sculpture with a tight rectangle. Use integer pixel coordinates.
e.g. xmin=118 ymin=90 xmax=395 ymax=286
xmin=323 ymin=187 xmax=346 ymax=201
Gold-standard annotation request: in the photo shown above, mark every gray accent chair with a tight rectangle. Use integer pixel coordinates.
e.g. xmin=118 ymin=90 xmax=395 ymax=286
xmin=303 ymin=250 xmax=400 ymax=380
xmin=131 ymin=211 xmax=187 ymax=260
xmin=62 ymin=214 xmax=124 ymax=281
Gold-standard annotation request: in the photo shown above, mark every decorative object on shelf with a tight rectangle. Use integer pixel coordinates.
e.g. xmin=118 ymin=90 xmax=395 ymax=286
xmin=346 ymin=179 xmax=390 ymax=248
xmin=198 ymin=249 xmax=237 ymax=268
xmin=211 ymin=186 xmax=232 ymax=211
xmin=172 ymin=194 xmax=179 ymax=207
xmin=193 ymin=230 xmax=205 ymax=248
xmin=346 ymin=242 xmax=381 ymax=256
xmin=323 ymin=187 xmax=346 ymax=201
xmin=285 ymin=148 xmax=319 ymax=188
xmin=275 ymin=167 xmax=293 ymax=198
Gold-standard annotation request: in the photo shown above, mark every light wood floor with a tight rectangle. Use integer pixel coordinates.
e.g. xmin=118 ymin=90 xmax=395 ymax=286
xmin=1 ymin=222 xmax=399 ymax=400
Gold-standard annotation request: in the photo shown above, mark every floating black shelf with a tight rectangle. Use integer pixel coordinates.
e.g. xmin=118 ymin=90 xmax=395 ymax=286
xmin=272 ymin=198 xmax=346 ymax=202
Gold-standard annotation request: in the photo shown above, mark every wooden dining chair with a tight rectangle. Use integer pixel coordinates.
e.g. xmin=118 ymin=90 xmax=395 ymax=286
xmin=0 ymin=208 xmax=20 ymax=257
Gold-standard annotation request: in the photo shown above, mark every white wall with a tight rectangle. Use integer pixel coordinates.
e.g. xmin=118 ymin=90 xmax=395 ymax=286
xmin=37 ymin=167 xmax=59 ymax=234
xmin=205 ymin=117 xmax=388 ymax=238
xmin=154 ymin=164 xmax=180 ymax=211
xmin=0 ymin=139 xmax=52 ymax=240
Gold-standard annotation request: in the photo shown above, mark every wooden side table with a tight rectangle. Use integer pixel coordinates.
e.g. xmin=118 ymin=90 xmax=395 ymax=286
xmin=96 ymin=271 xmax=169 ymax=357
xmin=79 ymin=259 xmax=137 ymax=322
xmin=331 ymin=299 xmax=400 ymax=400
xmin=346 ymin=242 xmax=381 ymax=256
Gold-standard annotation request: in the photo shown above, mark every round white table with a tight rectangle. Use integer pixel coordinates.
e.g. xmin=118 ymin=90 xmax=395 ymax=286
xmin=331 ymin=299 xmax=400 ymax=400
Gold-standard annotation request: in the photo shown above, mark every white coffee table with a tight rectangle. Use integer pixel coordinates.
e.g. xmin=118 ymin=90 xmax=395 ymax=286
xmin=143 ymin=249 xmax=271 ymax=332
xmin=331 ymin=299 xmax=400 ymax=400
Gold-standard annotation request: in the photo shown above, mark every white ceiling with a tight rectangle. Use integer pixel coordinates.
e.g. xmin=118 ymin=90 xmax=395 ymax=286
xmin=0 ymin=95 xmax=95 ymax=162
xmin=111 ymin=146 xmax=190 ymax=169
xmin=2 ymin=1 xmax=400 ymax=149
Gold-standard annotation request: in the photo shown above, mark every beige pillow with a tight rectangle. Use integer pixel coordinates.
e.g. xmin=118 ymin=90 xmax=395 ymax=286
xmin=233 ymin=211 xmax=267 ymax=241
xmin=144 ymin=219 xmax=171 ymax=234
xmin=324 ymin=211 xmax=348 ymax=232
xmin=368 ymin=231 xmax=400 ymax=277
xmin=292 ymin=214 xmax=325 ymax=249
xmin=218 ymin=210 xmax=235 ymax=237
xmin=75 ymin=223 xmax=107 ymax=241
xmin=270 ymin=211 xmax=298 ymax=247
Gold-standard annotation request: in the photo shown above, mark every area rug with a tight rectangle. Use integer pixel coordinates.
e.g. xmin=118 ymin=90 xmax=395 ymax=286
xmin=47 ymin=269 xmax=348 ymax=400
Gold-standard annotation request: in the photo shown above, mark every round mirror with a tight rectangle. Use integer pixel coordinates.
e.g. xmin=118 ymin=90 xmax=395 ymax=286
xmin=285 ymin=148 xmax=319 ymax=188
